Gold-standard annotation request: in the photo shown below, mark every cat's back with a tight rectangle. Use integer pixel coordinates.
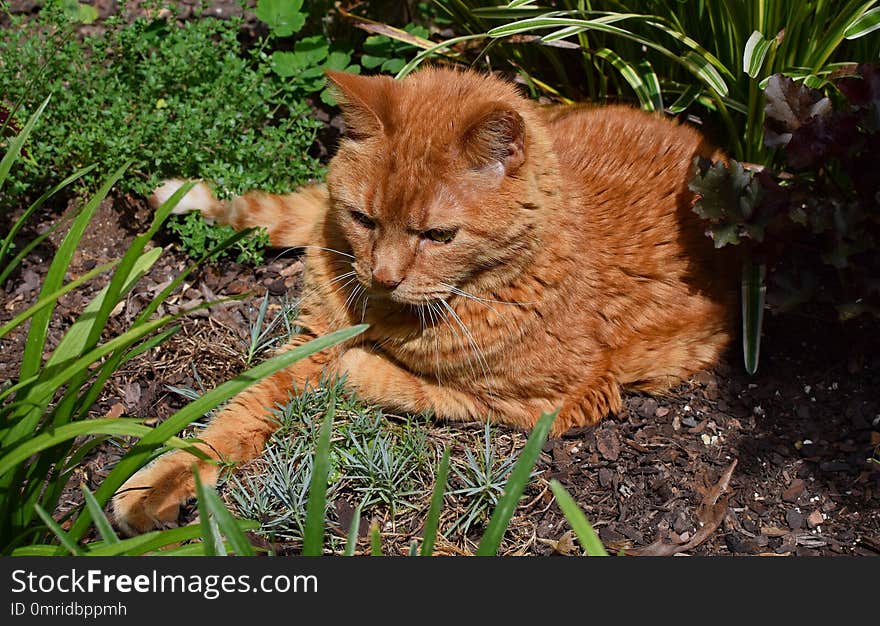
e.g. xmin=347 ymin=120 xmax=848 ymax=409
xmin=542 ymin=104 xmax=720 ymax=185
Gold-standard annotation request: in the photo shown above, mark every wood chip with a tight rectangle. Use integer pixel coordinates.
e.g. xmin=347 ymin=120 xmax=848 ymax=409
xmin=807 ymin=510 xmax=824 ymax=529
xmin=596 ymin=428 xmax=620 ymax=461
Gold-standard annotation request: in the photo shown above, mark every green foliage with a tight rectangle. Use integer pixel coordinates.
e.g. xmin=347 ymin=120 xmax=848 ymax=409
xmin=428 ymin=0 xmax=878 ymax=164
xmin=448 ymin=422 xmax=528 ymax=535
xmin=0 ymin=103 xmax=368 ymax=553
xmin=362 ymin=23 xmax=432 ymax=74
xmin=167 ymin=212 xmax=270 ymax=265
xmin=0 ymin=1 xmax=325 ymax=200
xmin=692 ymin=65 xmax=880 ymax=322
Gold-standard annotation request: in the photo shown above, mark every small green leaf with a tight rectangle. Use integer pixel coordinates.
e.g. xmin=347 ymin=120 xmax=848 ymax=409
xmin=294 ymin=36 xmax=329 ymax=66
xmin=324 ymin=50 xmax=353 ymax=71
xmin=255 ymin=0 xmax=305 ymax=37
xmin=270 ymin=51 xmax=304 ymax=78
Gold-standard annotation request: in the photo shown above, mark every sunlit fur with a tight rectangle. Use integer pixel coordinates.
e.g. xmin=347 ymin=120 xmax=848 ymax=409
xmin=113 ymin=67 xmax=735 ymax=534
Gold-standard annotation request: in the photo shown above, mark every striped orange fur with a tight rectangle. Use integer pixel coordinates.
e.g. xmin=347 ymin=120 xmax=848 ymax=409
xmin=112 ymin=67 xmax=735 ymax=534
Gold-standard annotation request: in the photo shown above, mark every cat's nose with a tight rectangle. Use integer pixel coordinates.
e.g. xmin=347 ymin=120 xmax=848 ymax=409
xmin=372 ymin=267 xmax=403 ymax=289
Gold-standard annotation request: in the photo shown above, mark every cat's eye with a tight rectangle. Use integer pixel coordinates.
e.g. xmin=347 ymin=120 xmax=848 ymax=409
xmin=350 ymin=210 xmax=376 ymax=230
xmin=422 ymin=228 xmax=458 ymax=244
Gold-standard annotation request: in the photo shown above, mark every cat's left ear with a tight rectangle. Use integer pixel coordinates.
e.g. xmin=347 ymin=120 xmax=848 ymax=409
xmin=459 ymin=107 xmax=526 ymax=176
xmin=325 ymin=70 xmax=395 ymax=140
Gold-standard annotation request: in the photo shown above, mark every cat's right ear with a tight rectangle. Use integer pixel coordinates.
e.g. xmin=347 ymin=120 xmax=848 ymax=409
xmin=325 ymin=70 xmax=396 ymax=140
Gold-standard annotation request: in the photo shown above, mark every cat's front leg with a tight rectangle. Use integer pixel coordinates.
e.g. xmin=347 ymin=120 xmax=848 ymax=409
xmin=337 ymin=347 xmax=489 ymax=423
xmin=112 ymin=333 xmax=334 ymax=535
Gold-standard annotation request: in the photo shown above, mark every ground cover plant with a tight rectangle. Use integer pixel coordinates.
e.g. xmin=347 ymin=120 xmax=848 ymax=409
xmin=1 ymin=0 xmax=877 ymax=557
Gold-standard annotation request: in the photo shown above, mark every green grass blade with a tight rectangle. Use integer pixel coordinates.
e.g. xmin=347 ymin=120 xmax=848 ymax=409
xmin=44 ymin=248 xmax=163 ymax=370
xmin=420 ymin=447 xmax=450 ymax=556
xmin=0 ymin=213 xmax=70 ymax=286
xmin=83 ymin=520 xmax=258 ymax=556
xmin=638 ymin=60 xmax=663 ymax=112
xmin=595 ymin=48 xmax=655 ymax=110
xmin=2 ymin=312 xmax=181 ymax=449
xmin=195 ymin=469 xmax=256 ymax=556
xmin=844 ymin=5 xmax=880 ymax=38
xmin=33 ymin=504 xmax=83 ymax=556
xmin=70 ymin=324 xmax=368 ymax=542
xmin=477 ymin=410 xmax=557 ymax=556
xmin=667 ymin=85 xmax=702 ymax=113
xmin=202 ymin=479 xmax=256 ymax=556
xmin=12 ymin=544 xmax=63 ymax=556
xmin=370 ymin=521 xmax=383 ymax=556
xmin=743 ymin=30 xmax=773 ymax=78
xmin=195 ymin=470 xmax=222 ymax=556
xmin=0 ymin=260 xmax=117 ymax=340
xmin=302 ymin=389 xmax=336 ymax=556
xmin=17 ymin=163 xmax=129 ymax=384
xmin=80 ymin=485 xmax=119 ymax=545
xmin=0 ymin=95 xmax=50 ymax=192
xmin=549 ymin=479 xmax=607 ymax=556
xmin=742 ymin=260 xmax=766 ymax=375
xmin=0 ymin=419 xmax=194 ymax=478
xmin=394 ymin=34 xmax=486 ymax=79
xmin=0 ymin=164 xmax=97 ymax=274
xmin=344 ymin=501 xmax=364 ymax=556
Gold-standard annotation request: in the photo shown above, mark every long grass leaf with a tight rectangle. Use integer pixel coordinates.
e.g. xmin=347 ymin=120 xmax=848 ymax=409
xmin=302 ymin=389 xmax=336 ymax=556
xmin=0 ymin=419 xmax=193 ymax=477
xmin=83 ymin=521 xmax=258 ymax=556
xmin=17 ymin=163 xmax=129 ymax=384
xmin=344 ymin=501 xmax=364 ymax=556
xmin=844 ymin=6 xmax=880 ymax=38
xmin=80 ymin=485 xmax=119 ymax=545
xmin=0 ymin=260 xmax=117 ymax=340
xmin=194 ymin=470 xmax=222 ymax=556
xmin=742 ymin=260 xmax=766 ymax=375
xmin=0 ymin=164 xmax=97 ymax=274
xmin=549 ymin=479 xmax=607 ymax=556
xmin=477 ymin=410 xmax=557 ymax=556
xmin=0 ymin=95 xmax=50 ymax=192
xmin=370 ymin=521 xmax=383 ymax=556
xmin=33 ymin=504 xmax=83 ymax=556
xmin=420 ymin=448 xmax=450 ymax=556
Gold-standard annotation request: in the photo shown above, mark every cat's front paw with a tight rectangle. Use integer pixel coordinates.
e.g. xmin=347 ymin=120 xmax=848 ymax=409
xmin=112 ymin=452 xmax=217 ymax=536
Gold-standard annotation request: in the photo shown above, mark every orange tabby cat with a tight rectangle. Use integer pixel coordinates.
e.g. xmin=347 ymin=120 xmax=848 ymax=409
xmin=112 ymin=67 xmax=734 ymax=534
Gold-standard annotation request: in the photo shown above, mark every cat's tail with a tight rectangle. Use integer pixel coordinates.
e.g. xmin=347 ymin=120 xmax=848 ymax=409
xmin=148 ymin=179 xmax=328 ymax=248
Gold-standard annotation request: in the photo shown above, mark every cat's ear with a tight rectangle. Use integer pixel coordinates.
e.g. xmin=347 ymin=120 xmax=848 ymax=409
xmin=459 ymin=107 xmax=526 ymax=176
xmin=325 ymin=70 xmax=396 ymax=140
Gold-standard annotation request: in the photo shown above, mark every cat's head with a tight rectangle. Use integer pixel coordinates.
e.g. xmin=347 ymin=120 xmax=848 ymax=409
xmin=324 ymin=67 xmax=552 ymax=306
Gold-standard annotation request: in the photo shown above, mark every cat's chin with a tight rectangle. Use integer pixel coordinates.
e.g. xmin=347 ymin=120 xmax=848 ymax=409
xmin=376 ymin=289 xmax=449 ymax=307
